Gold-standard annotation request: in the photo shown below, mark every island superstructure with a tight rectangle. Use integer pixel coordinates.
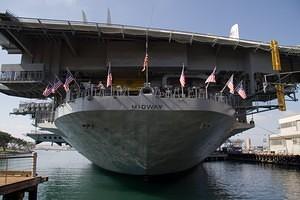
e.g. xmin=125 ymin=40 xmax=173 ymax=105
xmin=0 ymin=12 xmax=299 ymax=175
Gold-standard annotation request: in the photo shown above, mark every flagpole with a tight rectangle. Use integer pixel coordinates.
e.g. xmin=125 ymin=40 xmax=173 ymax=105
xmin=145 ymin=40 xmax=149 ymax=86
xmin=67 ymin=67 xmax=80 ymax=91
xmin=54 ymin=76 xmax=63 ymax=97
xmin=54 ymin=85 xmax=63 ymax=97
xmin=66 ymin=68 xmax=80 ymax=91
xmin=57 ymin=90 xmax=63 ymax=97
xmin=205 ymin=83 xmax=209 ymax=99
xmin=220 ymin=74 xmax=233 ymax=94
xmin=204 ymin=66 xmax=216 ymax=99
xmin=220 ymin=82 xmax=227 ymax=94
xmin=52 ymin=81 xmax=62 ymax=97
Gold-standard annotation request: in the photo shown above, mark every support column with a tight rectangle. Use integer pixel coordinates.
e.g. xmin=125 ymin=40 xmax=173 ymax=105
xmin=28 ymin=186 xmax=38 ymax=200
xmin=3 ymin=191 xmax=24 ymax=200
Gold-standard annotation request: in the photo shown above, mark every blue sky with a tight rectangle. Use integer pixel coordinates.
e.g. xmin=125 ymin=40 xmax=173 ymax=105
xmin=0 ymin=0 xmax=299 ymax=144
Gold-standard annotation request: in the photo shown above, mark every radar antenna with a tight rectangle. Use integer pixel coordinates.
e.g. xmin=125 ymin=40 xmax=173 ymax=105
xmin=107 ymin=8 xmax=111 ymax=24
xmin=81 ymin=10 xmax=87 ymax=23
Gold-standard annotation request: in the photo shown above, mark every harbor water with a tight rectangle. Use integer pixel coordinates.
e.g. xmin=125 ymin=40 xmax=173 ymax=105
xmin=35 ymin=150 xmax=300 ymax=200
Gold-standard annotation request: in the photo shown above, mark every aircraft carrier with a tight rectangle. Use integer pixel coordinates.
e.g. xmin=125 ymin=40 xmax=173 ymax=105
xmin=1 ymin=12 xmax=299 ymax=175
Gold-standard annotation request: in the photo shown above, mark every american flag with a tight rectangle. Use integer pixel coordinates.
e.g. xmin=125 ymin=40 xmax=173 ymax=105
xmin=63 ymin=70 xmax=75 ymax=92
xmin=51 ymin=77 xmax=63 ymax=93
xmin=226 ymin=74 xmax=234 ymax=94
xmin=205 ymin=66 xmax=216 ymax=83
xmin=106 ymin=63 xmax=112 ymax=87
xmin=179 ymin=64 xmax=185 ymax=87
xmin=236 ymin=80 xmax=247 ymax=99
xmin=141 ymin=53 xmax=149 ymax=72
xmin=42 ymin=84 xmax=52 ymax=97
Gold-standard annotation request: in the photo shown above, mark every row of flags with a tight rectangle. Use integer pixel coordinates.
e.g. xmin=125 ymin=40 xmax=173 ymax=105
xmin=43 ymin=53 xmax=246 ymax=100
xmin=42 ymin=69 xmax=77 ymax=97
xmin=179 ymin=65 xmax=247 ymax=99
xmin=141 ymin=52 xmax=247 ymax=99
xmin=141 ymin=53 xmax=246 ymax=100
xmin=43 ymin=65 xmax=113 ymax=97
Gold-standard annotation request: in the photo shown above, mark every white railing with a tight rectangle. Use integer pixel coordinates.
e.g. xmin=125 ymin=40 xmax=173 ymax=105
xmin=66 ymin=85 xmax=233 ymax=106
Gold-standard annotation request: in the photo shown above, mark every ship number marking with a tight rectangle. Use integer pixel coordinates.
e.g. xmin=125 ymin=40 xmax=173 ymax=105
xmin=131 ymin=104 xmax=163 ymax=110
xmin=199 ymin=122 xmax=210 ymax=129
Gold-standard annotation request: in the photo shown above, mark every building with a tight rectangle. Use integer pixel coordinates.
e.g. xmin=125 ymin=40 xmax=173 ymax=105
xmin=270 ymin=114 xmax=300 ymax=155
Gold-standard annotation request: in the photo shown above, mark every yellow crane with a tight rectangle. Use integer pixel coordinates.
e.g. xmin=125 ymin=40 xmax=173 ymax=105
xmin=270 ymin=40 xmax=286 ymax=111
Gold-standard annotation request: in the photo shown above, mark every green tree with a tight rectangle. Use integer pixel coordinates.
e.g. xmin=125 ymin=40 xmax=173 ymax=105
xmin=11 ymin=137 xmax=34 ymax=151
xmin=0 ymin=131 xmax=35 ymax=152
xmin=0 ymin=131 xmax=12 ymax=152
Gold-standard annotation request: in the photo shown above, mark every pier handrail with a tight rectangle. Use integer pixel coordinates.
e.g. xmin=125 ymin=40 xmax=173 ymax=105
xmin=0 ymin=152 xmax=47 ymax=199
xmin=0 ymin=152 xmax=38 ymax=186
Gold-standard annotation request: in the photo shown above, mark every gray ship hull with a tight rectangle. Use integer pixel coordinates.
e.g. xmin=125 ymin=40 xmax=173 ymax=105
xmin=55 ymin=95 xmax=250 ymax=175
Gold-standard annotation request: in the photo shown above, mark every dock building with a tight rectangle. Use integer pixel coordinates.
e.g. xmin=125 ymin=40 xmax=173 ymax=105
xmin=270 ymin=114 xmax=300 ymax=155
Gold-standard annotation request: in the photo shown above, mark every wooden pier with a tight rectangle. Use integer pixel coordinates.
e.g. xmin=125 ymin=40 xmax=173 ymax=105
xmin=205 ymin=152 xmax=300 ymax=167
xmin=228 ymin=153 xmax=300 ymax=166
xmin=204 ymin=152 xmax=228 ymax=161
xmin=0 ymin=152 xmax=48 ymax=200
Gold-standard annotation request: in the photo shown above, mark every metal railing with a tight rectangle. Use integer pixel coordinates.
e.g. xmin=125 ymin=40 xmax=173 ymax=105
xmin=0 ymin=152 xmax=37 ymax=185
xmin=66 ymin=85 xmax=234 ymax=106
xmin=17 ymin=102 xmax=53 ymax=113
xmin=0 ymin=71 xmax=44 ymax=82
xmin=35 ymin=111 xmax=55 ymax=124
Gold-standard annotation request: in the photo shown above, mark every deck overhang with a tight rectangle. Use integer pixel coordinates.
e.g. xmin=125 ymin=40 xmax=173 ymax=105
xmin=1 ymin=12 xmax=300 ymax=56
xmin=0 ymin=12 xmax=299 ymax=102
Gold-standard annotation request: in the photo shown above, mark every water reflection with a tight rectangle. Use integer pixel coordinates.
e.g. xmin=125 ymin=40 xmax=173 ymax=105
xmin=84 ymin=164 xmax=230 ymax=200
xmin=36 ymin=151 xmax=300 ymax=200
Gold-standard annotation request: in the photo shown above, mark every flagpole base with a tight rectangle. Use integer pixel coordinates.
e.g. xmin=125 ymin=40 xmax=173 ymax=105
xmin=144 ymin=82 xmax=151 ymax=87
